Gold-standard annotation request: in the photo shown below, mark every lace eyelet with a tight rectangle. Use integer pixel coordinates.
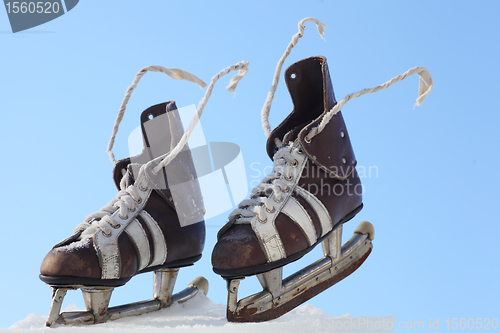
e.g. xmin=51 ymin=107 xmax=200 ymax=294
xmin=258 ymin=217 xmax=268 ymax=223
xmin=135 ymin=198 xmax=142 ymax=204
xmin=266 ymin=206 xmax=276 ymax=213
xmin=304 ymin=136 xmax=311 ymax=143
xmin=291 ymin=159 xmax=298 ymax=167
xmin=285 ymin=174 xmax=293 ymax=181
xmin=273 ymin=196 xmax=283 ymax=203
xmin=119 ymin=214 xmax=128 ymax=220
xmin=102 ymin=231 xmax=111 ymax=237
xmin=112 ymin=223 xmax=121 ymax=229
xmin=297 ymin=149 xmax=303 ymax=154
xmin=139 ymin=185 xmax=148 ymax=192
xmin=283 ymin=186 xmax=290 ymax=193
xmin=129 ymin=207 xmax=136 ymax=212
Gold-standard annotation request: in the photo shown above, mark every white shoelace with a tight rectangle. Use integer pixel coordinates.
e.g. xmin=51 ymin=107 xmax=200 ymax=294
xmin=75 ymin=170 xmax=144 ymax=237
xmin=261 ymin=17 xmax=433 ymax=144
xmin=230 ymin=141 xmax=299 ymax=224
xmin=230 ymin=17 xmax=434 ymax=226
xmin=74 ymin=62 xmax=249 ymax=238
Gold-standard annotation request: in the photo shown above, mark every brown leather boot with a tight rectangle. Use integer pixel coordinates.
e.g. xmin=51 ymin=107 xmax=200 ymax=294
xmin=212 ymin=56 xmax=363 ymax=277
xmin=39 ymin=61 xmax=250 ymax=327
xmin=40 ymin=101 xmax=205 ymax=287
xmin=212 ymin=56 xmax=375 ymax=323
xmin=213 ymin=17 xmax=431 ymax=323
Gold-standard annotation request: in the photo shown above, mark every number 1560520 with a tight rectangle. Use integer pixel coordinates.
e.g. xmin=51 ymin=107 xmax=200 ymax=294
xmin=5 ymin=2 xmax=60 ymax=14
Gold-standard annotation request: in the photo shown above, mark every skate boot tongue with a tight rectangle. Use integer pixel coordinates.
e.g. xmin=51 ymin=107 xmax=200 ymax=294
xmin=112 ymin=101 xmax=179 ymax=190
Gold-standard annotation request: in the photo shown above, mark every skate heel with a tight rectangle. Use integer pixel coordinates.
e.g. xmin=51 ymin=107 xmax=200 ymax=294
xmin=153 ymin=268 xmax=178 ymax=307
xmin=225 ymin=221 xmax=374 ymax=322
xmin=322 ymin=225 xmax=343 ymax=262
xmin=46 ymin=268 xmax=209 ymax=327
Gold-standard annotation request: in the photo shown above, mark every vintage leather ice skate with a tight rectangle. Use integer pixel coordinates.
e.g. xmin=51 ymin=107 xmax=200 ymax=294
xmin=212 ymin=18 xmax=433 ymax=322
xmin=40 ymin=62 xmax=249 ymax=326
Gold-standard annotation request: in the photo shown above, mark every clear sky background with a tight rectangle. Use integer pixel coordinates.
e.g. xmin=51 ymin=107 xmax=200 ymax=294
xmin=0 ymin=0 xmax=499 ymax=330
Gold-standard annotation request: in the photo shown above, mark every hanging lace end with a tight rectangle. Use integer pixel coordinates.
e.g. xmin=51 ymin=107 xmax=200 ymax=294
xmin=298 ymin=17 xmax=326 ymax=40
xmin=153 ymin=60 xmax=250 ymax=173
xmin=226 ymin=61 xmax=250 ymax=93
xmin=107 ymin=65 xmax=207 ymax=167
xmin=413 ymin=67 xmax=434 ymax=109
xmin=261 ymin=18 xmax=326 ymax=139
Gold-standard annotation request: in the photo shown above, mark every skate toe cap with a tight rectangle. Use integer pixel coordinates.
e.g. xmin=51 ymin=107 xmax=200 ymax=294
xmin=40 ymin=237 xmax=101 ymax=279
xmin=212 ymin=224 xmax=267 ymax=271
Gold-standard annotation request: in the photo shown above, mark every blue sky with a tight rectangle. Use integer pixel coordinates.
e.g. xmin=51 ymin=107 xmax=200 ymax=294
xmin=0 ymin=0 xmax=499 ymax=330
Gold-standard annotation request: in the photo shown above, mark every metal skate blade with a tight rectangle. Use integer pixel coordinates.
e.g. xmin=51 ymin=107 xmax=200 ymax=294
xmin=46 ymin=271 xmax=209 ymax=327
xmin=226 ymin=223 xmax=374 ymax=322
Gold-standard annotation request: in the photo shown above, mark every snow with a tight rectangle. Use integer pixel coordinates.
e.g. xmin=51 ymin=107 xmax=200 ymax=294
xmin=4 ymin=293 xmax=395 ymax=333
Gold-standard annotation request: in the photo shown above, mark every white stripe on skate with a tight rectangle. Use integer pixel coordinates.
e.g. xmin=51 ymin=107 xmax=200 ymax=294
xmin=125 ymin=219 xmax=151 ymax=271
xmin=250 ymin=196 xmax=287 ymax=263
xmin=140 ymin=211 xmax=167 ymax=267
xmin=250 ymin=145 xmax=310 ymax=262
xmin=294 ymin=186 xmax=332 ymax=237
xmin=281 ymin=196 xmax=317 ymax=246
xmin=263 ymin=235 xmax=286 ymax=262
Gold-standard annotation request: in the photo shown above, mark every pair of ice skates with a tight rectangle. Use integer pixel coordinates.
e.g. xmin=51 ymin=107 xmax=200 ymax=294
xmin=39 ymin=18 xmax=433 ymax=326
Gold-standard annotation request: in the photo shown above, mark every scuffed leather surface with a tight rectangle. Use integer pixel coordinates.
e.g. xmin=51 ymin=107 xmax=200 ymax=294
xmin=211 ymin=224 xmax=267 ymax=270
xmin=275 ymin=213 xmax=309 ymax=257
xmin=119 ymin=233 xmax=139 ymax=278
xmin=40 ymin=237 xmax=101 ymax=279
xmin=143 ymin=190 xmax=205 ymax=265
xmin=40 ymin=220 xmax=144 ymax=280
xmin=212 ymin=211 xmax=311 ymax=270
xmin=298 ymin=110 xmax=356 ymax=180
xmin=298 ymin=160 xmax=362 ymax=227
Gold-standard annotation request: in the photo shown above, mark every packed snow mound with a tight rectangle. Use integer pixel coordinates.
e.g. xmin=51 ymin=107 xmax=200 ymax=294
xmin=6 ymin=293 xmax=394 ymax=332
